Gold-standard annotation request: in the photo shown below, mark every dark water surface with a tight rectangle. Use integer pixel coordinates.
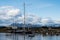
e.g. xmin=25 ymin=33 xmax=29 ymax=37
xmin=0 ymin=33 xmax=60 ymax=40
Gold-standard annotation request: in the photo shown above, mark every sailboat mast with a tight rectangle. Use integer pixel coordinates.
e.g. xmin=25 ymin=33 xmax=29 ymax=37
xmin=24 ymin=3 xmax=25 ymax=26
xmin=23 ymin=2 xmax=25 ymax=40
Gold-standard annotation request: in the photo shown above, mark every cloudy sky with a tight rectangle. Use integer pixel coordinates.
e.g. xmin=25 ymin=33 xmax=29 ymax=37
xmin=0 ymin=0 xmax=60 ymax=26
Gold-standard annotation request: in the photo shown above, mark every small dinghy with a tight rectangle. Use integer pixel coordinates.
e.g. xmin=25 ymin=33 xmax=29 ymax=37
xmin=28 ymin=34 xmax=35 ymax=37
xmin=27 ymin=31 xmax=35 ymax=37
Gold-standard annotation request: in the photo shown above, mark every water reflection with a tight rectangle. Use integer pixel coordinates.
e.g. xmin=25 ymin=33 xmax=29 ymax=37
xmin=0 ymin=33 xmax=60 ymax=40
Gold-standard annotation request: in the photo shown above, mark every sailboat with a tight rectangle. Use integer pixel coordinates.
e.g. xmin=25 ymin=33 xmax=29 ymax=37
xmin=23 ymin=2 xmax=35 ymax=37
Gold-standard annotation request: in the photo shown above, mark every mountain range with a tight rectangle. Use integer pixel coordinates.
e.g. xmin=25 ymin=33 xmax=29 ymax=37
xmin=10 ymin=22 xmax=60 ymax=27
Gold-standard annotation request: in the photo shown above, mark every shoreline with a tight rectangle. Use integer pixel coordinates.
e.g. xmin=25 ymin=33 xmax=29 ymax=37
xmin=0 ymin=27 xmax=60 ymax=36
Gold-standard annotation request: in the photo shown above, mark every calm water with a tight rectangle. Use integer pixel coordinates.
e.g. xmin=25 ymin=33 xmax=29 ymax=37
xmin=0 ymin=33 xmax=60 ymax=40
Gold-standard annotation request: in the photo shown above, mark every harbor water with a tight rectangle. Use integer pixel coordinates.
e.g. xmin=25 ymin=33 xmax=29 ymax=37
xmin=0 ymin=33 xmax=60 ymax=40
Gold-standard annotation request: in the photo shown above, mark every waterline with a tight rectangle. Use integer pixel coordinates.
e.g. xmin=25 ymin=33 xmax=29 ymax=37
xmin=0 ymin=33 xmax=60 ymax=40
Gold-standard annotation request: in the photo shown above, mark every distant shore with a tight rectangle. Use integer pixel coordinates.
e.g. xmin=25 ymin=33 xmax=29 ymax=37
xmin=0 ymin=26 xmax=60 ymax=36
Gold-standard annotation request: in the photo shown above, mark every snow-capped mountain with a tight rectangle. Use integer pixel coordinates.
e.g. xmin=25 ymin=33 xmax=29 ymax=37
xmin=10 ymin=18 xmax=60 ymax=27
